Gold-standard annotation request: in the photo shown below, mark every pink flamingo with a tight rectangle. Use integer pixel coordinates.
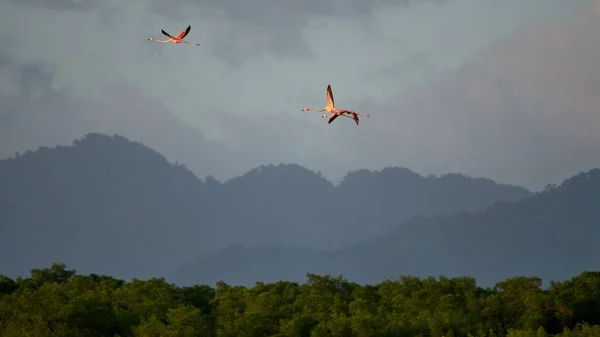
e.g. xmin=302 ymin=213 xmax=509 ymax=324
xmin=302 ymin=85 xmax=370 ymax=126
xmin=148 ymin=25 xmax=200 ymax=46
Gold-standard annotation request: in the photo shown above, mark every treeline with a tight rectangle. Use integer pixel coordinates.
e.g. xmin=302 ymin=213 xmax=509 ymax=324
xmin=2 ymin=264 xmax=600 ymax=336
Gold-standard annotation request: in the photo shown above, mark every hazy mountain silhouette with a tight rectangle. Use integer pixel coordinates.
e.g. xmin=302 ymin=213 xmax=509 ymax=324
xmin=172 ymin=169 xmax=600 ymax=288
xmin=0 ymin=133 xmax=211 ymax=280
xmin=205 ymin=165 xmax=531 ymax=250
xmin=0 ymin=133 xmax=530 ymax=280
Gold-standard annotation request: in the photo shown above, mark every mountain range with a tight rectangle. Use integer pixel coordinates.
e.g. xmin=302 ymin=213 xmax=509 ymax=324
xmin=173 ymin=168 xmax=600 ymax=288
xmin=0 ymin=133 xmax=532 ymax=282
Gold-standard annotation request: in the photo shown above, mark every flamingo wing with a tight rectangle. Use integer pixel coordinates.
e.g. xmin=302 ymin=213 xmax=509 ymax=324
xmin=326 ymin=84 xmax=335 ymax=109
xmin=161 ymin=29 xmax=176 ymax=39
xmin=328 ymin=114 xmax=339 ymax=124
xmin=176 ymin=25 xmax=191 ymax=39
xmin=351 ymin=112 xmax=359 ymax=125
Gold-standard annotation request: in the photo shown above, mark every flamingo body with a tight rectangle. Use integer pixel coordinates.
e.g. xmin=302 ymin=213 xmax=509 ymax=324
xmin=302 ymin=84 xmax=371 ymax=126
xmin=148 ymin=25 xmax=200 ymax=46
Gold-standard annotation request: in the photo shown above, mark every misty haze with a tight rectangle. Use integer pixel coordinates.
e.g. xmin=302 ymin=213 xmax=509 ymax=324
xmin=1 ymin=0 xmax=600 ymax=336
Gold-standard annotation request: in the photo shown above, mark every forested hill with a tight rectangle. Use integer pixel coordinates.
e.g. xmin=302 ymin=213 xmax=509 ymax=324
xmin=173 ymin=169 xmax=600 ymax=288
xmin=0 ymin=133 xmax=530 ymax=280
xmin=0 ymin=134 xmax=208 ymax=280
xmin=2 ymin=263 xmax=600 ymax=336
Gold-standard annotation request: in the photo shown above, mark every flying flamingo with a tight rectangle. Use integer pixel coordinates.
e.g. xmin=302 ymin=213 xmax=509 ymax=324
xmin=327 ymin=110 xmax=363 ymax=126
xmin=148 ymin=25 xmax=200 ymax=46
xmin=302 ymin=85 xmax=370 ymax=125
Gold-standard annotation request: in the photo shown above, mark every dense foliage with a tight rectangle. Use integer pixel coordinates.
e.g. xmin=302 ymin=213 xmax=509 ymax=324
xmin=2 ymin=264 xmax=600 ymax=336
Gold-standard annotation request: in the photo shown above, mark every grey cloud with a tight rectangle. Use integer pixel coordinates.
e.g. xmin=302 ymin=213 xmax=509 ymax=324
xmin=208 ymin=28 xmax=316 ymax=67
xmin=0 ymin=49 xmax=231 ymax=179
xmin=0 ymin=50 xmax=10 ymax=67
xmin=3 ymin=0 xmax=593 ymax=192
xmin=0 ymin=45 xmax=332 ymax=183
xmin=342 ymin=8 xmax=600 ymax=190
xmin=149 ymin=0 xmax=440 ymax=64
xmin=204 ymin=108 xmax=348 ymax=179
xmin=363 ymin=51 xmax=434 ymax=85
xmin=0 ymin=55 xmax=82 ymax=140
xmin=8 ymin=0 xmax=98 ymax=10
xmin=0 ymin=55 xmax=54 ymax=131
xmin=155 ymin=0 xmax=419 ymax=20
xmin=10 ymin=63 xmax=57 ymax=101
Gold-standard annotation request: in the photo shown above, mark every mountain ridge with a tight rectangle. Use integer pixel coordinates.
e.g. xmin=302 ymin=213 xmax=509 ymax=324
xmin=1 ymin=133 xmax=532 ymax=281
xmin=172 ymin=168 xmax=600 ymax=288
xmin=6 ymin=134 xmax=531 ymax=191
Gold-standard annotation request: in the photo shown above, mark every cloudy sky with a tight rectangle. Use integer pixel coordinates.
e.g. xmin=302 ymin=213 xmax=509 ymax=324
xmin=0 ymin=0 xmax=597 ymax=190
